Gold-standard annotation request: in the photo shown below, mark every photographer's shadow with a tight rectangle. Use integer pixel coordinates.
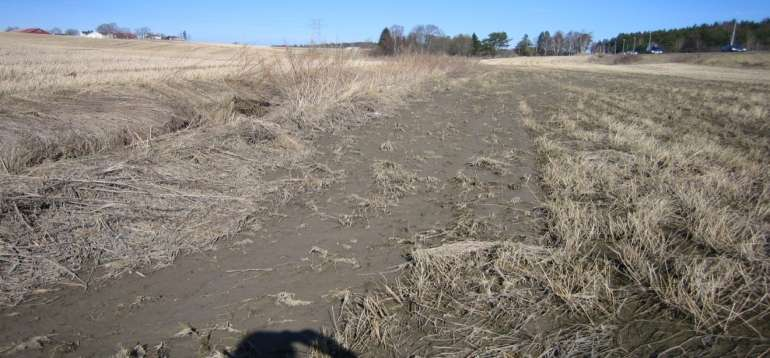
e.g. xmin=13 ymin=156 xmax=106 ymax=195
xmin=229 ymin=329 xmax=357 ymax=358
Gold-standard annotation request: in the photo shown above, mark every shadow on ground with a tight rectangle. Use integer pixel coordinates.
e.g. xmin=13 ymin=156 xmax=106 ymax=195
xmin=229 ymin=329 xmax=357 ymax=358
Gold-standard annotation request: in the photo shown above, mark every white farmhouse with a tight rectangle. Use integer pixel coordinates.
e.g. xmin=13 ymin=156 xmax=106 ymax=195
xmin=83 ymin=31 xmax=105 ymax=39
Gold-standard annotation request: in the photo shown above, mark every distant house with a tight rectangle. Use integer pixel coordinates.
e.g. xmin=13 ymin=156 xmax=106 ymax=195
xmin=163 ymin=35 xmax=183 ymax=41
xmin=83 ymin=31 xmax=105 ymax=39
xmin=17 ymin=28 xmax=50 ymax=35
xmin=146 ymin=33 xmax=163 ymax=40
xmin=111 ymin=32 xmax=137 ymax=40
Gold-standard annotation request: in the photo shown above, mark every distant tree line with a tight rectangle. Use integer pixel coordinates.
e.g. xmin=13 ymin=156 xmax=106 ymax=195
xmin=376 ymin=25 xmax=591 ymax=57
xmin=530 ymin=31 xmax=593 ymax=56
xmin=594 ymin=18 xmax=770 ymax=53
xmin=95 ymin=23 xmax=189 ymax=40
xmin=4 ymin=22 xmax=189 ymax=40
xmin=375 ymin=25 xmax=512 ymax=57
xmin=279 ymin=41 xmax=377 ymax=49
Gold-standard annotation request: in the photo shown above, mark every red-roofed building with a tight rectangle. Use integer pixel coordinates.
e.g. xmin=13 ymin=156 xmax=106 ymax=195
xmin=17 ymin=28 xmax=50 ymax=35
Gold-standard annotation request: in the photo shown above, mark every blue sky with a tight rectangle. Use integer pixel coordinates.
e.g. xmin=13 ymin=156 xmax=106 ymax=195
xmin=1 ymin=0 xmax=769 ymax=45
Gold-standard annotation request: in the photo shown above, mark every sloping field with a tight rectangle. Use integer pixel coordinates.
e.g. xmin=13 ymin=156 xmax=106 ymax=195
xmin=0 ymin=33 xmax=284 ymax=173
xmin=0 ymin=32 xmax=278 ymax=94
xmin=0 ymin=33 xmax=468 ymax=310
xmin=483 ymin=53 xmax=770 ymax=84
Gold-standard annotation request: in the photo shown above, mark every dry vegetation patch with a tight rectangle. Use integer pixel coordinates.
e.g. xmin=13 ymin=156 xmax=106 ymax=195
xmin=335 ymin=68 xmax=770 ymax=356
xmin=483 ymin=53 xmax=770 ymax=84
xmin=591 ymin=51 xmax=770 ymax=69
xmin=0 ymin=34 xmax=470 ymax=305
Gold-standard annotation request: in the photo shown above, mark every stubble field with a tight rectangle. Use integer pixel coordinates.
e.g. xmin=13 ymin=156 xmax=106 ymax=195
xmin=1 ymin=33 xmax=769 ymax=357
xmin=335 ymin=56 xmax=770 ymax=357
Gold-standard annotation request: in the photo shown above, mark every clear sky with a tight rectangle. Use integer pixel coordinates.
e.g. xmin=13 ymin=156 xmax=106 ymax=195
xmin=1 ymin=0 xmax=769 ymax=45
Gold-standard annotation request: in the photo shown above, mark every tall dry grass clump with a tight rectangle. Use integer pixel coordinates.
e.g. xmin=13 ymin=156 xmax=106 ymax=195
xmin=0 ymin=45 xmax=466 ymax=174
xmin=0 ymin=44 xmax=470 ymax=305
xmin=334 ymin=69 xmax=770 ymax=356
xmin=239 ymin=49 xmax=467 ymax=130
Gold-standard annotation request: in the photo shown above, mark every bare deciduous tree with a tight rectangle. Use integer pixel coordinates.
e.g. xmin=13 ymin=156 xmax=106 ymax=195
xmin=96 ymin=23 xmax=124 ymax=35
xmin=408 ymin=24 xmax=445 ymax=52
xmin=389 ymin=25 xmax=404 ymax=54
xmin=424 ymin=24 xmax=444 ymax=51
xmin=135 ymin=27 xmax=152 ymax=39
xmin=552 ymin=31 xmax=564 ymax=55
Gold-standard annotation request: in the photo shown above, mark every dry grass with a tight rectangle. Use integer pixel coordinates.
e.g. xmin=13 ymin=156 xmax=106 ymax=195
xmin=379 ymin=140 xmax=395 ymax=152
xmin=467 ymin=156 xmax=509 ymax=175
xmin=0 ymin=32 xmax=275 ymax=94
xmin=0 ymin=34 xmax=470 ymax=305
xmin=483 ymin=53 xmax=770 ymax=84
xmin=335 ymin=66 xmax=770 ymax=356
xmin=372 ymin=160 xmax=421 ymax=200
xmin=0 ymin=33 xmax=275 ymax=174
xmin=590 ymin=51 xmax=770 ymax=69
xmin=0 ymin=33 xmax=465 ymax=174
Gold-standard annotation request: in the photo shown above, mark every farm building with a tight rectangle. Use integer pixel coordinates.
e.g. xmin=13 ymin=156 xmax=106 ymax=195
xmin=111 ymin=32 xmax=137 ymax=40
xmin=82 ymin=31 xmax=105 ymax=39
xmin=17 ymin=28 xmax=50 ymax=35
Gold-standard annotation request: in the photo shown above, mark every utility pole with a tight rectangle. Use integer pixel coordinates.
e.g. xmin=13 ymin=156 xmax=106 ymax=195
xmin=730 ymin=20 xmax=737 ymax=47
xmin=622 ymin=38 xmax=626 ymax=53
xmin=310 ymin=18 xmax=323 ymax=45
xmin=647 ymin=31 xmax=652 ymax=52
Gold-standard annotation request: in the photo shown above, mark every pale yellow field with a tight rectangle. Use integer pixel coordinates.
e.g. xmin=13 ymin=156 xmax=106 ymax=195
xmin=0 ymin=33 xmax=382 ymax=169
xmin=0 ymin=32 xmax=289 ymax=94
xmin=483 ymin=53 xmax=770 ymax=84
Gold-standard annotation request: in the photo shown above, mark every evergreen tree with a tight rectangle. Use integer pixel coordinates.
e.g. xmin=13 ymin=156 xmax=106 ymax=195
xmin=482 ymin=32 xmax=509 ymax=57
xmin=377 ymin=27 xmax=395 ymax=55
xmin=536 ymin=31 xmax=551 ymax=55
xmin=471 ymin=33 xmax=482 ymax=56
xmin=602 ymin=18 xmax=770 ymax=53
xmin=516 ymin=34 xmax=534 ymax=56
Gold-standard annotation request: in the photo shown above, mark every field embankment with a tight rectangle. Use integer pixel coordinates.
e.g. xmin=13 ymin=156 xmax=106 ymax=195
xmin=0 ymin=33 xmax=469 ymax=307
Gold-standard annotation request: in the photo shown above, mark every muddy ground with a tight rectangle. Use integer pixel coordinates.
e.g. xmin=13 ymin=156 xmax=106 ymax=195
xmin=0 ymin=68 xmax=545 ymax=357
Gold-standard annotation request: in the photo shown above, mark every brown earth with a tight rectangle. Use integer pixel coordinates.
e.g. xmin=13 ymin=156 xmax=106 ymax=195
xmin=0 ymin=68 xmax=541 ymax=357
xmin=4 ymin=53 xmax=768 ymax=357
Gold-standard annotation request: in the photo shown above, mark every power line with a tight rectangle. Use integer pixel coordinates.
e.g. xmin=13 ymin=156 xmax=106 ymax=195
xmin=310 ymin=18 xmax=323 ymax=44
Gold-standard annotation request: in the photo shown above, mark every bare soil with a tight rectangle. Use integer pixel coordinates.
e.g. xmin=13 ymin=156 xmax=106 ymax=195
xmin=339 ymin=64 xmax=769 ymax=357
xmin=0 ymin=68 xmax=540 ymax=357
